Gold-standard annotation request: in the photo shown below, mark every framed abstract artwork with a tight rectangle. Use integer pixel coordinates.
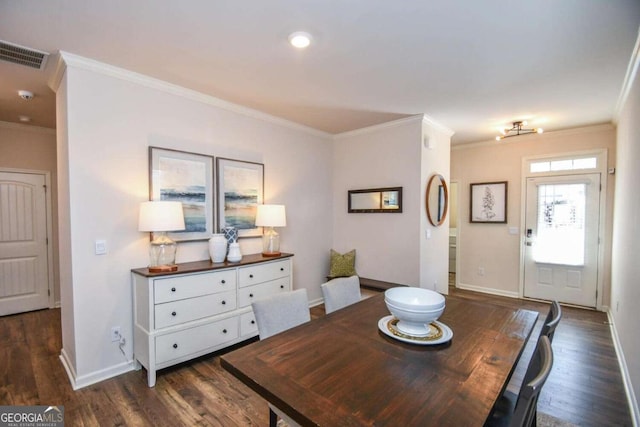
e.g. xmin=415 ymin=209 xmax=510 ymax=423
xmin=149 ymin=147 xmax=215 ymax=241
xmin=216 ymin=158 xmax=264 ymax=238
xmin=470 ymin=181 xmax=508 ymax=223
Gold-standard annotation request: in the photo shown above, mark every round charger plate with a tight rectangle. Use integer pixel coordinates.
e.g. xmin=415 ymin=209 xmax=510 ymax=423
xmin=378 ymin=315 xmax=453 ymax=346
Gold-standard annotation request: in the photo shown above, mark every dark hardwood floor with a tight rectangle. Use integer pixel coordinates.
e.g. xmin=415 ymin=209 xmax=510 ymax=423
xmin=0 ymin=286 xmax=633 ymax=426
xmin=447 ymin=286 xmax=632 ymax=426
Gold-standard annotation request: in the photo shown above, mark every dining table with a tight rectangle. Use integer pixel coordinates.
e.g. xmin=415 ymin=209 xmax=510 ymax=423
xmin=220 ymin=292 xmax=538 ymax=426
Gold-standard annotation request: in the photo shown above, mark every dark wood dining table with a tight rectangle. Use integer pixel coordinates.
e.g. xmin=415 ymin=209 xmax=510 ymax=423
xmin=221 ymin=293 xmax=538 ymax=426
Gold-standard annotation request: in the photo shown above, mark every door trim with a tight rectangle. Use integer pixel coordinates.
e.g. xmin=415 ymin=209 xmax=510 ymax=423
xmin=519 ymin=149 xmax=608 ymax=311
xmin=0 ymin=167 xmax=55 ymax=309
xmin=449 ymin=180 xmax=459 ymax=288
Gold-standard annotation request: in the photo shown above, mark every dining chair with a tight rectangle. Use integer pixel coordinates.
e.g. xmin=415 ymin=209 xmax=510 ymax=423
xmin=485 ymin=335 xmax=554 ymax=427
xmin=540 ymin=300 xmax=562 ymax=343
xmin=251 ymin=289 xmax=310 ymax=427
xmin=321 ymin=275 xmax=362 ymax=314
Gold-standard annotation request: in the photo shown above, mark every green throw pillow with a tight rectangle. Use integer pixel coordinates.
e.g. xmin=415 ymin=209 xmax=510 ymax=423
xmin=328 ymin=249 xmax=357 ymax=278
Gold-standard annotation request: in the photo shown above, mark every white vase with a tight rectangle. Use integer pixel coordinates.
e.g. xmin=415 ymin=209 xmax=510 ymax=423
xmin=227 ymin=242 xmax=242 ymax=263
xmin=209 ymin=234 xmax=227 ymax=263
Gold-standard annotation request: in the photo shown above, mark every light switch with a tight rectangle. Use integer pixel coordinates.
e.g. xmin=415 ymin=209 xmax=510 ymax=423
xmin=425 ymin=229 xmax=432 ymax=239
xmin=508 ymin=227 xmax=519 ymax=235
xmin=95 ymin=239 xmax=107 ymax=255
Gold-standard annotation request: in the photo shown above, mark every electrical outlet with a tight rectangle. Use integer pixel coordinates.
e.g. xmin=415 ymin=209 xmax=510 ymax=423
xmin=478 ymin=267 xmax=485 ymax=276
xmin=110 ymin=326 xmax=121 ymax=342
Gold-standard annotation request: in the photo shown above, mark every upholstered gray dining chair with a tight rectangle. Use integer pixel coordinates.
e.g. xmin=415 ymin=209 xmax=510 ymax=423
xmin=540 ymin=300 xmax=562 ymax=343
xmin=251 ymin=289 xmax=310 ymax=427
xmin=485 ymin=335 xmax=554 ymax=427
xmin=321 ymin=275 xmax=362 ymax=314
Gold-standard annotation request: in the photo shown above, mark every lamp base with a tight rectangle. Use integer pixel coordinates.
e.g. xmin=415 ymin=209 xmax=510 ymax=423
xmin=261 ymin=251 xmax=281 ymax=257
xmin=149 ymin=264 xmax=178 ymax=273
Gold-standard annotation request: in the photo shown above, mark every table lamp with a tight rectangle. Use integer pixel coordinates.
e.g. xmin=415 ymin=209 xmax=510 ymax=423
xmin=138 ymin=201 xmax=185 ymax=272
xmin=255 ymin=204 xmax=286 ymax=257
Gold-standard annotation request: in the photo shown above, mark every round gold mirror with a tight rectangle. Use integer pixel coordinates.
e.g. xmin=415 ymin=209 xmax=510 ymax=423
xmin=426 ymin=174 xmax=449 ymax=227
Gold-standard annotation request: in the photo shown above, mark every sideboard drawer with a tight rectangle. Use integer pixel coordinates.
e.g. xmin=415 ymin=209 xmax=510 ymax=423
xmin=238 ymin=277 xmax=290 ymax=307
xmin=240 ymin=311 xmax=258 ymax=336
xmin=238 ymin=259 xmax=290 ymax=288
xmin=154 ymin=270 xmax=236 ymax=304
xmin=155 ymin=290 xmax=236 ymax=329
xmin=156 ymin=316 xmax=239 ymax=364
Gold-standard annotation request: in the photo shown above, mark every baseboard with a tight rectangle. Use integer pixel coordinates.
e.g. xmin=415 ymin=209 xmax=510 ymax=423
xmin=59 ymin=349 xmax=136 ymax=390
xmin=606 ymin=309 xmax=640 ymax=427
xmin=59 ymin=348 xmax=77 ymax=388
xmin=309 ymin=297 xmax=324 ymax=308
xmin=455 ymin=282 xmax=520 ymax=299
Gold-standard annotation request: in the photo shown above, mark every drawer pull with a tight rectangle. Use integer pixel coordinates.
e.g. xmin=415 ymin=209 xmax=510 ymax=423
xmin=280 ymin=267 xmax=284 ymax=271
xmin=221 ymin=280 xmax=226 ymax=284
xmin=171 ymin=287 xmax=176 ymax=292
xmin=251 ymin=320 xmax=255 ymax=325
xmin=171 ymin=311 xmax=177 ymax=317
xmin=249 ymin=293 xmax=254 ymax=298
xmin=222 ymin=300 xmax=226 ymax=305
xmin=249 ymin=274 xmax=254 ymax=278
xmin=280 ymin=285 xmax=284 ymax=289
xmin=223 ymin=329 xmax=228 ymax=334
xmin=173 ymin=343 xmax=178 ymax=349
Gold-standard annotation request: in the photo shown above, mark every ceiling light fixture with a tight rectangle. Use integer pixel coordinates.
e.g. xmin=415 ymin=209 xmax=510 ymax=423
xmin=496 ymin=121 xmax=543 ymax=141
xmin=19 ymin=115 xmax=31 ymax=122
xmin=18 ymin=90 xmax=34 ymax=101
xmin=288 ymin=31 xmax=312 ymax=49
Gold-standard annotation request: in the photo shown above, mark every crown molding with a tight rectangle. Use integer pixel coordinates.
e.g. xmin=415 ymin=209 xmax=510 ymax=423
xmin=333 ymin=114 xmax=454 ymax=140
xmin=0 ymin=120 xmax=56 ymax=134
xmin=422 ymin=114 xmax=455 ymax=137
xmin=49 ymin=51 xmax=332 ymax=140
xmin=614 ymin=25 xmax=640 ymax=123
xmin=47 ymin=52 xmax=66 ymax=92
xmin=49 ymin=51 xmax=456 ymax=142
xmin=451 ymin=123 xmax=615 ymax=151
xmin=333 ymin=114 xmax=422 ymax=140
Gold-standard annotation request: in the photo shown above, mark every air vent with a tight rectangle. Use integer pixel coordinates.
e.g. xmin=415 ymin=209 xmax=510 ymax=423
xmin=0 ymin=40 xmax=49 ymax=70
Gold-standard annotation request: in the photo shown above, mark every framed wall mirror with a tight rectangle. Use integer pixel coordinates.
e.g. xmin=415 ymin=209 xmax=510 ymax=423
xmin=426 ymin=174 xmax=448 ymax=226
xmin=348 ymin=187 xmax=403 ymax=213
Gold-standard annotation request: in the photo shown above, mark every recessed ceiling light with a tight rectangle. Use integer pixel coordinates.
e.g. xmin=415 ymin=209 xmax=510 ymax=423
xmin=19 ymin=115 xmax=31 ymax=122
xmin=288 ymin=31 xmax=312 ymax=49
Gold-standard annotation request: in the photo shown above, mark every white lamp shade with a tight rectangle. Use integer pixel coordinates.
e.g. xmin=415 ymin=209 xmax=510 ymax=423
xmin=138 ymin=201 xmax=186 ymax=232
xmin=255 ymin=204 xmax=286 ymax=227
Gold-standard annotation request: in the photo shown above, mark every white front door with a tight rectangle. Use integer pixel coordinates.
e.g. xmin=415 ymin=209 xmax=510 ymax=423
xmin=0 ymin=171 xmax=50 ymax=315
xmin=523 ymin=173 xmax=600 ymax=307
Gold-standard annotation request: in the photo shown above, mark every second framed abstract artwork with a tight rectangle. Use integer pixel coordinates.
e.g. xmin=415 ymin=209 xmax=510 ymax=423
xmin=216 ymin=158 xmax=264 ymax=238
xmin=149 ymin=147 xmax=215 ymax=241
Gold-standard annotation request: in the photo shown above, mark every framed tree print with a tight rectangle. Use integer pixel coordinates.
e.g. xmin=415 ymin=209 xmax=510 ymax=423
xmin=149 ymin=147 xmax=215 ymax=241
xmin=216 ymin=158 xmax=264 ymax=238
xmin=470 ymin=181 xmax=507 ymax=223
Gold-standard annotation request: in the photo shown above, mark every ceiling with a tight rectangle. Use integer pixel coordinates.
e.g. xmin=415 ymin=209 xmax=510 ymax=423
xmin=1 ymin=1 xmax=639 ymax=145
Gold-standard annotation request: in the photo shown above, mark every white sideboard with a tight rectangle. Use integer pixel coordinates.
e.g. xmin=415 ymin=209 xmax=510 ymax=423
xmin=131 ymin=253 xmax=293 ymax=387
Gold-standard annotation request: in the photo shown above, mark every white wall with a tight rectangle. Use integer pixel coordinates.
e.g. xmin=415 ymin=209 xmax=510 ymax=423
xmin=611 ymin=41 xmax=640 ymax=419
xmin=419 ymin=117 xmax=452 ymax=293
xmin=451 ymin=125 xmax=616 ymax=303
xmin=52 ymin=53 xmax=333 ymax=388
xmin=56 ymin=73 xmax=77 ymax=376
xmin=332 ymin=115 xmax=451 ymax=293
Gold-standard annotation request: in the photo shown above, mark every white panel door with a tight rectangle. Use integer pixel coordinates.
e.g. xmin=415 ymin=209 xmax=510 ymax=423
xmin=523 ymin=174 xmax=600 ymax=307
xmin=0 ymin=172 xmax=50 ymax=315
